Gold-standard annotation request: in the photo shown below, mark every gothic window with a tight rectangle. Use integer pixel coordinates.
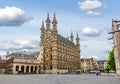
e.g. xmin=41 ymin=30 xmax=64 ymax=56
xmin=62 ymin=56 xmax=64 ymax=61
xmin=64 ymin=56 xmax=66 ymax=61
xmin=57 ymin=64 xmax=59 ymax=69
xmin=60 ymin=56 xmax=62 ymax=61
xmin=50 ymin=46 xmax=52 ymax=51
xmin=46 ymin=55 xmax=48 ymax=58
xmin=50 ymin=64 xmax=52 ymax=70
xmin=61 ymin=56 xmax=63 ymax=61
xmin=43 ymin=63 xmax=46 ymax=70
xmin=50 ymin=54 xmax=52 ymax=60
xmin=57 ymin=55 xmax=59 ymax=61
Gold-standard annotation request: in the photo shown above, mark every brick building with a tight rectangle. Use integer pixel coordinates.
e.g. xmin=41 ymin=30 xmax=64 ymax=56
xmin=0 ymin=57 xmax=6 ymax=73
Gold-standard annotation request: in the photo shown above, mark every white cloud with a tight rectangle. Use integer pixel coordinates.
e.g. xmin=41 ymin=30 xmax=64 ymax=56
xmin=86 ymin=10 xmax=102 ymax=16
xmin=92 ymin=55 xmax=99 ymax=60
xmin=77 ymin=0 xmax=103 ymax=17
xmin=81 ymin=39 xmax=112 ymax=60
xmin=0 ymin=40 xmax=39 ymax=56
xmin=81 ymin=27 xmax=101 ymax=36
xmin=78 ymin=0 xmax=102 ymax=11
xmin=0 ymin=6 xmax=33 ymax=26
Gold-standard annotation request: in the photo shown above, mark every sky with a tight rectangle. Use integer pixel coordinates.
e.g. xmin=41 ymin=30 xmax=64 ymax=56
xmin=0 ymin=0 xmax=120 ymax=60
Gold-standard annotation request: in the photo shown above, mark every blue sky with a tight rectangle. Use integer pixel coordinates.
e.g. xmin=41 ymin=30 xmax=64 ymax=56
xmin=0 ymin=0 xmax=119 ymax=60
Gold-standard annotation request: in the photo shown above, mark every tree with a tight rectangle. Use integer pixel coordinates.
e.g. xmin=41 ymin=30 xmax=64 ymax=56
xmin=106 ymin=47 xmax=116 ymax=71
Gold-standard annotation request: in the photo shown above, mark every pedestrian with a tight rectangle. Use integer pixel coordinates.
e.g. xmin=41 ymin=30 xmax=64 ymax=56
xmin=96 ymin=71 xmax=99 ymax=76
xmin=96 ymin=72 xmax=98 ymax=76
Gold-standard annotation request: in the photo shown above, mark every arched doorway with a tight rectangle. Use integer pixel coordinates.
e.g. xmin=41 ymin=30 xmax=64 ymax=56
xmin=31 ymin=66 xmax=33 ymax=73
xmin=26 ymin=66 xmax=29 ymax=73
xmin=16 ymin=65 xmax=19 ymax=71
xmin=21 ymin=66 xmax=24 ymax=73
xmin=35 ymin=66 xmax=37 ymax=72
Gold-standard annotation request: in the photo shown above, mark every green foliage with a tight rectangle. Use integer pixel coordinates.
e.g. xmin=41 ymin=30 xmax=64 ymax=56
xmin=105 ymin=68 xmax=110 ymax=73
xmin=106 ymin=47 xmax=116 ymax=71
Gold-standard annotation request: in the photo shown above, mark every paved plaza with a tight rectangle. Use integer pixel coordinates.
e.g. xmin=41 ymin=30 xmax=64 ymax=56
xmin=0 ymin=74 xmax=120 ymax=84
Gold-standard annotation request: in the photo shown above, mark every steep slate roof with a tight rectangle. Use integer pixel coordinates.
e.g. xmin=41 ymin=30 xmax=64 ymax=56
xmin=57 ymin=34 xmax=77 ymax=49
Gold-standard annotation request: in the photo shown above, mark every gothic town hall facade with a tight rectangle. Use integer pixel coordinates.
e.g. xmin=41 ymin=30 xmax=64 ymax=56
xmin=39 ymin=13 xmax=81 ymax=74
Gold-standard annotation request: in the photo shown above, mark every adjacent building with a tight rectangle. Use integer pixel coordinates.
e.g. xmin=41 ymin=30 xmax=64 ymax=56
xmin=97 ymin=60 xmax=107 ymax=72
xmin=6 ymin=51 xmax=40 ymax=74
xmin=39 ymin=13 xmax=81 ymax=74
xmin=81 ymin=57 xmax=98 ymax=73
xmin=0 ymin=57 xmax=6 ymax=73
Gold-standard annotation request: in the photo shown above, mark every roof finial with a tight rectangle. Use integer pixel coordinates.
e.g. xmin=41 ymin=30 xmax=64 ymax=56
xmin=54 ymin=12 xmax=56 ymax=19
xmin=77 ymin=32 xmax=79 ymax=39
xmin=71 ymin=31 xmax=73 ymax=38
xmin=52 ymin=12 xmax=57 ymax=24
xmin=76 ymin=32 xmax=80 ymax=48
xmin=46 ymin=12 xmax=51 ymax=23
xmin=41 ymin=20 xmax=45 ymax=31
xmin=42 ymin=20 xmax=44 ymax=28
xmin=70 ymin=31 xmax=74 ymax=42
xmin=47 ymin=13 xmax=49 ymax=19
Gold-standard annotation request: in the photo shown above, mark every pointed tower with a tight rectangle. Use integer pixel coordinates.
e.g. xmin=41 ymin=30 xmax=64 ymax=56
xmin=40 ymin=20 xmax=45 ymax=44
xmin=52 ymin=13 xmax=57 ymax=36
xmin=39 ymin=20 xmax=45 ymax=73
xmin=51 ymin=13 xmax=58 ymax=74
xmin=46 ymin=13 xmax=51 ymax=31
xmin=70 ymin=31 xmax=73 ymax=42
xmin=76 ymin=32 xmax=80 ymax=49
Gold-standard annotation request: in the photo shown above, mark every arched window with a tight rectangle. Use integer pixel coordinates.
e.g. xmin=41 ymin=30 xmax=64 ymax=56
xmin=57 ymin=55 xmax=58 ymax=61
xmin=50 ymin=46 xmax=52 ymax=51
xmin=35 ymin=66 xmax=37 ymax=71
xmin=50 ymin=54 xmax=52 ymax=60
xmin=26 ymin=66 xmax=29 ymax=73
xmin=50 ymin=64 xmax=52 ymax=70
xmin=57 ymin=64 xmax=59 ymax=69
xmin=31 ymin=66 xmax=34 ymax=73
xmin=21 ymin=66 xmax=24 ymax=73
xmin=16 ymin=65 xmax=19 ymax=71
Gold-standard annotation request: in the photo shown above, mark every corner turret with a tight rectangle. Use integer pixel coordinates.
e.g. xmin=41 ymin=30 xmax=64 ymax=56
xmin=46 ymin=13 xmax=51 ymax=31
xmin=52 ymin=13 xmax=57 ymax=36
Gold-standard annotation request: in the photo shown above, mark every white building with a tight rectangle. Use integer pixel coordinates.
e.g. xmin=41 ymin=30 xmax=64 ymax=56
xmin=6 ymin=52 xmax=40 ymax=74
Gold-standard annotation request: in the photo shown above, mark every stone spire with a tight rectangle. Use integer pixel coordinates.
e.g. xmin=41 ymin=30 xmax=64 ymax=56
xmin=76 ymin=32 xmax=80 ymax=48
xmin=41 ymin=20 xmax=45 ymax=32
xmin=76 ymin=32 xmax=79 ymax=39
xmin=40 ymin=20 xmax=45 ymax=44
xmin=70 ymin=31 xmax=73 ymax=42
xmin=52 ymin=13 xmax=57 ymax=24
xmin=46 ymin=13 xmax=51 ymax=31
xmin=52 ymin=13 xmax=57 ymax=35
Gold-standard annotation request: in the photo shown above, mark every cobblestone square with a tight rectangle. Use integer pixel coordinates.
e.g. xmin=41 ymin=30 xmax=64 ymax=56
xmin=0 ymin=74 xmax=120 ymax=84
